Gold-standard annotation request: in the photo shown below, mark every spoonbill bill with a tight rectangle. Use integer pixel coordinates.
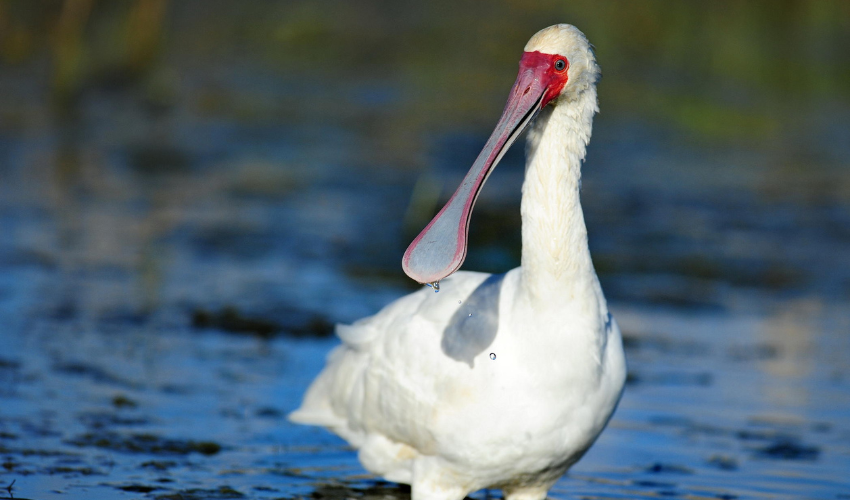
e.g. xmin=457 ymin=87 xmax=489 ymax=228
xmin=290 ymin=24 xmax=626 ymax=500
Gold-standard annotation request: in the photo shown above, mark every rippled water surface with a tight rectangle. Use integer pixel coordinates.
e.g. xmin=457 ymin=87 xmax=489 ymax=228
xmin=1 ymin=1 xmax=849 ymax=499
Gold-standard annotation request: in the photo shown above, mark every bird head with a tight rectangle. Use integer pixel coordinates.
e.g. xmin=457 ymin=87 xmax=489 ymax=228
xmin=402 ymin=25 xmax=598 ymax=285
xmin=522 ymin=24 xmax=600 ymax=106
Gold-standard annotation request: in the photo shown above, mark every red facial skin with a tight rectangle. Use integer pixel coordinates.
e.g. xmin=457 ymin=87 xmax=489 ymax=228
xmin=518 ymin=51 xmax=570 ymax=107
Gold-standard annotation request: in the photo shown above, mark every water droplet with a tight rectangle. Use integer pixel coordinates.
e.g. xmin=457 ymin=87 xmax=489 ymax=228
xmin=427 ymin=281 xmax=440 ymax=293
xmin=458 ymin=300 xmax=461 ymax=304
xmin=490 ymin=353 xmax=496 ymax=360
xmin=468 ymin=313 xmax=472 ymax=317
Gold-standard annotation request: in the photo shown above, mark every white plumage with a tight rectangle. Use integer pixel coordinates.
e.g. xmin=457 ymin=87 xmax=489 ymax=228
xmin=290 ymin=24 xmax=626 ymax=500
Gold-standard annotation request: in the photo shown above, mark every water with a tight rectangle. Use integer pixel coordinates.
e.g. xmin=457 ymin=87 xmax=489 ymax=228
xmin=490 ymin=353 xmax=497 ymax=360
xmin=0 ymin=1 xmax=848 ymax=499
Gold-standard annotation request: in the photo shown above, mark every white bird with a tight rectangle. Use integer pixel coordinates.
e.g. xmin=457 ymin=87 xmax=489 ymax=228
xmin=290 ymin=24 xmax=626 ymax=500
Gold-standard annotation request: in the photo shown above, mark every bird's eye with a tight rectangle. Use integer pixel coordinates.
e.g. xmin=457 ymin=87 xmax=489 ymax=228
xmin=554 ymin=59 xmax=566 ymax=72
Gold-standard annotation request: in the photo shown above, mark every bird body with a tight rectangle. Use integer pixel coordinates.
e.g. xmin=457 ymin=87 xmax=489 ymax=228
xmin=291 ymin=24 xmax=626 ymax=500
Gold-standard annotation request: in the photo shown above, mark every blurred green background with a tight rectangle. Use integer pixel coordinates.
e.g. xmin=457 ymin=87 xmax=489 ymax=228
xmin=1 ymin=0 xmax=848 ymax=321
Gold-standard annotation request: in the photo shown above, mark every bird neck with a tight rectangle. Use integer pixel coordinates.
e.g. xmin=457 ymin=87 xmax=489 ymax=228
xmin=519 ymin=89 xmax=602 ymax=309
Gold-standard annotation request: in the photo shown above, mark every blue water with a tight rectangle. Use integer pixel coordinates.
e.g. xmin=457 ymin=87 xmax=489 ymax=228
xmin=2 ymin=303 xmax=848 ymax=499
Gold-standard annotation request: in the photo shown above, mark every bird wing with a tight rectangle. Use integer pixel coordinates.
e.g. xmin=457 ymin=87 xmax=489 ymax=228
xmin=289 ymin=271 xmax=495 ymax=459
